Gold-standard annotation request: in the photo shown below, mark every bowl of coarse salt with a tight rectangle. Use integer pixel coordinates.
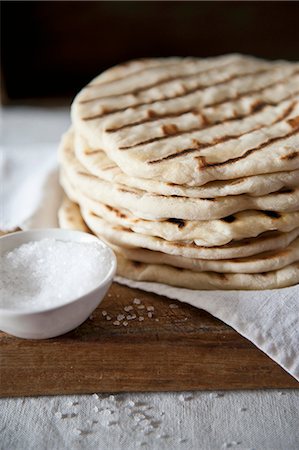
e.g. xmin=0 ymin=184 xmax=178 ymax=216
xmin=0 ymin=229 xmax=116 ymax=339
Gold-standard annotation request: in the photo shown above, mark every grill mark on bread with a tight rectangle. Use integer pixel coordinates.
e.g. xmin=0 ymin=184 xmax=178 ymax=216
xmin=262 ymin=210 xmax=282 ymax=219
xmin=85 ymin=60 xmax=183 ymax=89
xmin=83 ymin=71 xmax=299 ymax=122
xmin=148 ymin=102 xmax=297 ymax=164
xmin=79 ymin=66 xmax=269 ymax=103
xmin=281 ymin=151 xmax=299 ymax=160
xmin=221 ymin=215 xmax=237 ymax=223
xmin=104 ymin=204 xmax=127 ymax=219
xmin=201 ymin=128 xmax=299 ymax=169
xmin=106 ymin=90 xmax=299 ymax=134
xmin=166 ymin=218 xmax=186 ymax=228
xmin=118 ymin=102 xmax=270 ymax=149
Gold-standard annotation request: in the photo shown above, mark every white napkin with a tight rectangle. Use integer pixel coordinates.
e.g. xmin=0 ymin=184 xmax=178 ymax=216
xmin=1 ymin=143 xmax=298 ymax=381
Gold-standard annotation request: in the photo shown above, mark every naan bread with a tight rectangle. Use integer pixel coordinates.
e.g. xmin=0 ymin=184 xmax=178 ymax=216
xmin=59 ymin=139 xmax=299 ymax=221
xmin=72 ymin=55 xmax=299 ymax=185
xmin=62 ymin=171 xmax=299 ymax=246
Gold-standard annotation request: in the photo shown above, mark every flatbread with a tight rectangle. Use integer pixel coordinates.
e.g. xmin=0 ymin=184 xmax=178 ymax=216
xmin=58 ymin=198 xmax=299 ymax=289
xmin=74 ymin=130 xmax=299 ymax=198
xmin=62 ymin=171 xmax=299 ymax=246
xmin=72 ymin=55 xmax=299 ymax=185
xmin=116 ymin=255 xmax=299 ymax=290
xmin=59 ymin=138 xmax=299 ymax=221
xmin=81 ymin=206 xmax=299 ymax=260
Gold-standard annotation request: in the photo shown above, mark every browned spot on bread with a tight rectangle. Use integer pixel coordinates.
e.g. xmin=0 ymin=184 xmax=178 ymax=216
xmin=162 ymin=124 xmax=179 ymax=135
xmin=280 ymin=151 xmax=298 ymax=160
xmin=221 ymin=215 xmax=236 ymax=223
xmin=166 ymin=218 xmax=186 ymax=228
xmin=118 ymin=187 xmax=138 ymax=194
xmin=147 ymin=109 xmax=158 ymax=118
xmin=84 ymin=149 xmax=102 ymax=155
xmin=278 ymin=187 xmax=294 ymax=194
xmin=251 ymin=100 xmax=266 ymax=113
xmin=288 ymin=115 xmax=299 ymax=128
xmin=262 ymin=210 xmax=281 ymax=219
xmin=215 ymin=273 xmax=228 ymax=280
xmin=200 ymin=113 xmax=209 ymax=126
xmin=132 ymin=260 xmax=144 ymax=268
xmin=78 ymin=171 xmax=98 ymax=179
xmin=197 ymin=156 xmax=207 ymax=169
xmin=104 ymin=204 xmax=127 ymax=219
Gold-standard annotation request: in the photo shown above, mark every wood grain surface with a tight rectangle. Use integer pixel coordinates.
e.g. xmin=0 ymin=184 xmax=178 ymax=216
xmin=0 ymin=283 xmax=297 ymax=397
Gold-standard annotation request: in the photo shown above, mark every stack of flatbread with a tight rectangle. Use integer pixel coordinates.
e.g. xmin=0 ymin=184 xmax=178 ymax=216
xmin=58 ymin=54 xmax=299 ymax=289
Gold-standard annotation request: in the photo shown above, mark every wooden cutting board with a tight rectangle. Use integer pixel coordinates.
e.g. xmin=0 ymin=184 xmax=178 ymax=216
xmin=0 ymin=282 xmax=297 ymax=397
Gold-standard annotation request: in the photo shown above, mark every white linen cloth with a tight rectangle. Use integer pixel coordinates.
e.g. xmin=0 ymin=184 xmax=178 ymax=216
xmin=1 ymin=107 xmax=298 ymax=450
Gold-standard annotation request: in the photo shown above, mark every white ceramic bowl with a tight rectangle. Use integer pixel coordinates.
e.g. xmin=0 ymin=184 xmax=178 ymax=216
xmin=0 ymin=229 xmax=116 ymax=339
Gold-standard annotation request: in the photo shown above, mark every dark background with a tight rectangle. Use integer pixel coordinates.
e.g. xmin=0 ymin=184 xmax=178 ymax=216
xmin=1 ymin=1 xmax=299 ymax=104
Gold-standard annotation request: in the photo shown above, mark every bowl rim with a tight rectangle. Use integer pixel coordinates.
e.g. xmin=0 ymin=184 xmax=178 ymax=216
xmin=0 ymin=228 xmax=117 ymax=316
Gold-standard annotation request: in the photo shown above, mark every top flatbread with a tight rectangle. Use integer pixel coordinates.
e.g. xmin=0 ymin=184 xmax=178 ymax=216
xmin=72 ymin=54 xmax=299 ymax=185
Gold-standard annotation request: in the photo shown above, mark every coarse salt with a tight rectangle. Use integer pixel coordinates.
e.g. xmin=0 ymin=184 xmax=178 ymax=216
xmin=0 ymin=238 xmax=113 ymax=310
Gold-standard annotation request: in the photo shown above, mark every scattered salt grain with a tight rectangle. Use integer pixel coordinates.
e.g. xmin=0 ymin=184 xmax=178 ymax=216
xmin=65 ymin=401 xmax=73 ymax=407
xmin=133 ymin=298 xmax=141 ymax=304
xmin=93 ymin=406 xmax=99 ymax=412
xmin=73 ymin=428 xmax=82 ymax=435
xmin=55 ymin=411 xmax=62 ymax=419
xmin=106 ymin=315 xmax=112 ymax=321
xmin=147 ymin=312 xmax=153 ymax=318
xmin=138 ymin=305 xmax=145 ymax=309
xmin=92 ymin=393 xmax=99 ymax=399
xmin=169 ymin=303 xmax=179 ymax=309
xmin=155 ymin=318 xmax=159 ymax=322
xmin=126 ymin=315 xmax=134 ymax=320
xmin=109 ymin=395 xmax=115 ymax=401
xmin=117 ymin=314 xmax=125 ymax=321
xmin=113 ymin=320 xmax=120 ymax=326
xmin=0 ymin=238 xmax=113 ymax=310
xmin=124 ymin=305 xmax=133 ymax=312
xmin=123 ymin=321 xmax=128 ymax=326
xmin=178 ymin=394 xmax=185 ymax=402
xmin=139 ymin=316 xmax=144 ymax=322
xmin=102 ymin=310 xmax=107 ymax=317
xmin=146 ymin=306 xmax=154 ymax=311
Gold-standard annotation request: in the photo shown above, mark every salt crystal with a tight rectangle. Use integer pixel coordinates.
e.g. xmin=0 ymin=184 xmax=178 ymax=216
xmin=155 ymin=318 xmax=159 ymax=322
xmin=138 ymin=305 xmax=145 ymax=309
xmin=127 ymin=400 xmax=135 ymax=407
xmin=94 ymin=406 xmax=99 ymax=412
xmin=92 ymin=393 xmax=99 ymax=399
xmin=73 ymin=428 xmax=82 ymax=435
xmin=117 ymin=314 xmax=125 ymax=321
xmin=146 ymin=306 xmax=154 ymax=311
xmin=178 ymin=394 xmax=185 ymax=402
xmin=106 ymin=315 xmax=112 ymax=321
xmin=113 ymin=321 xmax=120 ymax=326
xmin=131 ymin=314 xmax=137 ymax=319
xmin=65 ymin=401 xmax=73 ymax=407
xmin=124 ymin=305 xmax=133 ymax=312
xmin=0 ymin=238 xmax=113 ymax=310
xmin=126 ymin=315 xmax=134 ymax=320
xmin=102 ymin=311 xmax=107 ymax=317
xmin=55 ymin=411 xmax=62 ymax=419
xmin=123 ymin=321 xmax=128 ymax=326
xmin=139 ymin=316 xmax=144 ymax=322
xmin=109 ymin=395 xmax=115 ymax=401
xmin=133 ymin=298 xmax=141 ymax=304
xmin=169 ymin=303 xmax=178 ymax=309
xmin=147 ymin=312 xmax=153 ymax=318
